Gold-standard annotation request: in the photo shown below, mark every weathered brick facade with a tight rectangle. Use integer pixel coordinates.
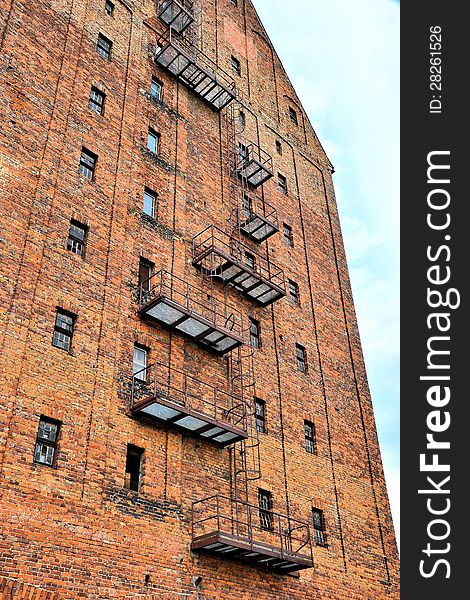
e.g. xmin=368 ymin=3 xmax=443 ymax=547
xmin=0 ymin=0 xmax=399 ymax=597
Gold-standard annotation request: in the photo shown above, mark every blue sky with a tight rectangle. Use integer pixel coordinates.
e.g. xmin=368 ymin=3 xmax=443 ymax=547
xmin=252 ymin=0 xmax=400 ymax=543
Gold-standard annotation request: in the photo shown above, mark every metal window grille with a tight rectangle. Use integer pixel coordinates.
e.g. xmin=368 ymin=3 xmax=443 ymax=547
xmin=34 ymin=417 xmax=60 ymax=466
xmin=143 ymin=189 xmax=156 ymax=217
xmin=67 ymin=220 xmax=87 ymax=256
xmin=258 ymin=489 xmax=273 ymax=530
xmin=97 ymin=34 xmax=112 ymax=60
xmin=79 ymin=148 xmax=97 ymax=180
xmin=89 ymin=86 xmax=105 ymax=114
xmin=304 ymin=421 xmax=316 ymax=454
xmin=52 ymin=310 xmax=75 ymax=352
xmin=255 ymin=398 xmax=266 ymax=433
xmin=296 ymin=344 xmax=307 ymax=373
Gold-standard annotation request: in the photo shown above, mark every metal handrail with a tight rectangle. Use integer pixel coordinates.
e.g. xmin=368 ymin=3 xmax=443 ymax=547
xmin=192 ymin=225 xmax=285 ymax=289
xmin=238 ymin=142 xmax=273 ymax=173
xmin=239 ymin=196 xmax=279 ymax=228
xmin=131 ymin=362 xmax=247 ymax=428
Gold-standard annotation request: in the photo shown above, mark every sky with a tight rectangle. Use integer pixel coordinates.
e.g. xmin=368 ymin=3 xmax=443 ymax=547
xmin=252 ymin=0 xmax=400 ymax=545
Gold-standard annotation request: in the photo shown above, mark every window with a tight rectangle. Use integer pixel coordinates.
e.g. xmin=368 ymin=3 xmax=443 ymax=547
xmin=97 ymin=33 xmax=112 ymax=60
xmin=105 ymin=0 xmax=114 ymax=15
xmin=143 ymin=188 xmax=156 ymax=218
xmin=275 ymin=140 xmax=282 ymax=155
xmin=150 ymin=77 xmax=162 ymax=101
xmin=304 ymin=420 xmax=316 ymax=454
xmin=147 ymin=128 xmax=160 ymax=154
xmin=245 ymin=252 xmax=255 ymax=270
xmin=79 ymin=148 xmax=97 ymax=180
xmin=239 ymin=110 xmax=246 ymax=128
xmin=231 ymin=55 xmax=241 ymax=76
xmin=283 ymin=223 xmax=293 ymax=246
xmin=258 ymin=489 xmax=273 ymax=530
xmin=296 ymin=344 xmax=307 ymax=373
xmin=34 ymin=417 xmax=61 ymax=467
xmin=133 ymin=345 xmax=148 ymax=381
xmin=288 ymin=280 xmax=299 ymax=305
xmin=89 ymin=86 xmax=105 ymax=114
xmin=139 ymin=258 xmax=154 ymax=293
xmin=241 ymin=193 xmax=252 ymax=218
xmin=67 ymin=220 xmax=87 ymax=256
xmin=289 ymin=107 xmax=298 ymax=126
xmin=124 ymin=444 xmax=144 ymax=492
xmin=249 ymin=317 xmax=261 ymax=349
xmin=239 ymin=142 xmax=249 ymax=165
xmin=52 ymin=310 xmax=76 ymax=352
xmin=312 ymin=508 xmax=327 ymax=546
xmin=254 ymin=398 xmax=266 ymax=433
xmin=278 ymin=173 xmax=287 ymax=194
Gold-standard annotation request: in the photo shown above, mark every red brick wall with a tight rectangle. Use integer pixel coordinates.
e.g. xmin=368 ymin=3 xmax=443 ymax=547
xmin=0 ymin=0 xmax=399 ymax=597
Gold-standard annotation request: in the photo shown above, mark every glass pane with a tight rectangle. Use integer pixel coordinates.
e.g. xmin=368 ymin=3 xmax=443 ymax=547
xmin=143 ymin=191 xmax=155 ymax=217
xmin=38 ymin=420 xmax=58 ymax=442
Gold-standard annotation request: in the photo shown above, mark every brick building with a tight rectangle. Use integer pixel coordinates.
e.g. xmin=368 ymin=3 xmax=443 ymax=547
xmin=0 ymin=0 xmax=399 ymax=597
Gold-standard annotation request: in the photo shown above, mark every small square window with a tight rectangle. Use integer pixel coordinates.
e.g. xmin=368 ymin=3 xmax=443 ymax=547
xmin=231 ymin=56 xmax=241 ymax=76
xmin=150 ymin=77 xmax=163 ymax=101
xmin=289 ymin=107 xmax=298 ymax=126
xmin=105 ymin=0 xmax=114 ymax=15
xmin=147 ymin=128 xmax=160 ymax=154
xmin=296 ymin=343 xmax=307 ymax=373
xmin=254 ymin=398 xmax=266 ymax=433
xmin=139 ymin=258 xmax=154 ymax=294
xmin=125 ymin=444 xmax=144 ymax=492
xmin=258 ymin=489 xmax=273 ymax=530
xmin=34 ymin=416 xmax=61 ymax=467
xmin=133 ymin=345 xmax=148 ymax=381
xmin=89 ymin=86 xmax=105 ymax=114
xmin=312 ymin=508 xmax=327 ymax=546
xmin=67 ymin=220 xmax=88 ymax=256
xmin=245 ymin=252 xmax=255 ymax=270
xmin=278 ymin=173 xmax=287 ymax=194
xmin=52 ymin=310 xmax=76 ymax=352
xmin=249 ymin=317 xmax=261 ymax=349
xmin=283 ymin=223 xmax=293 ymax=246
xmin=275 ymin=140 xmax=282 ymax=155
xmin=143 ymin=188 xmax=156 ymax=218
xmin=304 ymin=420 xmax=316 ymax=454
xmin=79 ymin=147 xmax=97 ymax=180
xmin=288 ymin=280 xmax=299 ymax=305
xmin=97 ymin=33 xmax=112 ymax=60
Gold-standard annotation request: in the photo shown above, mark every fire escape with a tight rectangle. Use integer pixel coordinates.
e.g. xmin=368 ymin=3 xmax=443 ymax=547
xmin=134 ymin=0 xmax=313 ymax=573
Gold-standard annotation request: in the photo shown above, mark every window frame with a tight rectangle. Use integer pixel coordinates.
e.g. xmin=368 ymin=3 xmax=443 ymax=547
xmin=245 ymin=251 xmax=255 ymax=270
xmin=289 ymin=106 xmax=299 ymax=126
xmin=278 ymin=173 xmax=288 ymax=195
xmin=312 ymin=508 xmax=327 ymax=546
xmin=249 ymin=317 xmax=261 ymax=349
xmin=296 ymin=343 xmax=307 ymax=373
xmin=105 ymin=0 xmax=115 ymax=16
xmin=231 ymin=55 xmax=241 ymax=76
xmin=147 ymin=128 xmax=160 ymax=154
xmin=288 ymin=279 xmax=299 ymax=305
xmin=133 ymin=344 xmax=148 ymax=382
xmin=150 ymin=77 xmax=163 ymax=102
xmin=304 ymin=420 xmax=316 ymax=454
xmin=52 ymin=309 xmax=76 ymax=352
xmin=138 ymin=258 xmax=154 ymax=293
xmin=242 ymin=193 xmax=252 ymax=219
xmin=79 ymin=147 xmax=97 ymax=180
xmin=254 ymin=398 xmax=266 ymax=434
xmin=33 ymin=416 xmax=61 ymax=467
xmin=283 ymin=223 xmax=293 ymax=247
xmin=124 ymin=444 xmax=144 ymax=492
xmin=275 ymin=140 xmax=282 ymax=155
xmin=258 ymin=488 xmax=274 ymax=531
xmin=97 ymin=33 xmax=112 ymax=60
xmin=89 ymin=86 xmax=106 ymax=115
xmin=67 ymin=219 xmax=88 ymax=257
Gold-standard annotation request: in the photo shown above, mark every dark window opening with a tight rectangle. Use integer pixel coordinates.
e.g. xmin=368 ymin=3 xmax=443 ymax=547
xmin=89 ymin=86 xmax=105 ymax=114
xmin=304 ymin=420 xmax=316 ymax=454
xmin=231 ymin=55 xmax=241 ymax=76
xmin=105 ymin=0 xmax=114 ymax=16
xmin=231 ymin=0 xmax=238 ymax=6
xmin=139 ymin=258 xmax=154 ymax=293
xmin=278 ymin=173 xmax=287 ymax=194
xmin=52 ymin=310 xmax=76 ymax=352
xmin=97 ymin=33 xmax=112 ymax=60
xmin=147 ymin=128 xmax=160 ymax=154
xmin=34 ymin=416 xmax=61 ymax=467
xmin=312 ymin=508 xmax=327 ymax=546
xmin=249 ymin=317 xmax=261 ymax=349
xmin=133 ymin=345 xmax=148 ymax=382
xmin=125 ymin=444 xmax=144 ymax=492
xmin=275 ymin=140 xmax=282 ymax=155
xmin=143 ymin=188 xmax=156 ymax=218
xmin=289 ymin=107 xmax=298 ymax=126
xmin=67 ymin=220 xmax=88 ymax=256
xmin=254 ymin=398 xmax=266 ymax=433
xmin=79 ymin=148 xmax=97 ymax=180
xmin=283 ymin=223 xmax=293 ymax=246
xmin=288 ymin=280 xmax=299 ymax=305
xmin=150 ymin=77 xmax=162 ymax=101
xmin=258 ymin=489 xmax=273 ymax=530
xmin=296 ymin=343 xmax=307 ymax=373
xmin=239 ymin=110 xmax=246 ymax=128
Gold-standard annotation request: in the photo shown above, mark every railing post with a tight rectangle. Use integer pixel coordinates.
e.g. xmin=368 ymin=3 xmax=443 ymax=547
xmin=279 ymin=515 xmax=284 ymax=559
xmin=154 ymin=362 xmax=157 ymax=397
xmin=216 ymin=495 xmax=220 ymax=533
xmin=213 ymin=387 xmax=217 ymax=419
xmin=248 ymin=503 xmax=253 ymax=550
